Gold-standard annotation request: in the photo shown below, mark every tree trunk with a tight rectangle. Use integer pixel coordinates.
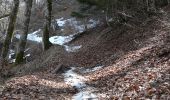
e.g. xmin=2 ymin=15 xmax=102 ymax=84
xmin=42 ymin=0 xmax=53 ymax=51
xmin=15 ymin=0 xmax=33 ymax=65
xmin=1 ymin=0 xmax=19 ymax=63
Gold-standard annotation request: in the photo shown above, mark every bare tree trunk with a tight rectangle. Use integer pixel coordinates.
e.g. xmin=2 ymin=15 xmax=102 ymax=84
xmin=1 ymin=0 xmax=19 ymax=64
xmin=15 ymin=0 xmax=33 ymax=65
xmin=42 ymin=0 xmax=52 ymax=51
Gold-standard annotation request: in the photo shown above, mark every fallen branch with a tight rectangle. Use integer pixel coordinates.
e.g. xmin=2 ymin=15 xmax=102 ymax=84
xmin=0 ymin=14 xmax=10 ymax=20
xmin=117 ymin=12 xmax=133 ymax=18
xmin=51 ymin=64 xmax=63 ymax=74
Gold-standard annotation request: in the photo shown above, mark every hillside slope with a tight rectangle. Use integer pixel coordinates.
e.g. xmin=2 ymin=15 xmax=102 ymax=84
xmin=0 ymin=5 xmax=170 ymax=100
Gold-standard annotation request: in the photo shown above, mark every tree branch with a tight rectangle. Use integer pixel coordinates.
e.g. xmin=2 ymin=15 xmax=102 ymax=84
xmin=0 ymin=14 xmax=10 ymax=20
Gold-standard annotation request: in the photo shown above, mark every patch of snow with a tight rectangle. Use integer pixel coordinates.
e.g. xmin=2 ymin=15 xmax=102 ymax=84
xmin=24 ymin=54 xmax=30 ymax=58
xmin=49 ymin=35 xmax=74 ymax=45
xmin=15 ymin=29 xmax=42 ymax=43
xmin=64 ymin=45 xmax=82 ymax=52
xmin=53 ymin=17 xmax=99 ymax=33
xmin=8 ymin=50 xmax=15 ymax=59
xmin=64 ymin=67 xmax=86 ymax=88
xmin=27 ymin=29 xmax=42 ymax=42
xmin=8 ymin=49 xmax=16 ymax=63
xmin=10 ymin=59 xmax=16 ymax=63
xmin=83 ymin=65 xmax=104 ymax=73
xmin=87 ymin=19 xmax=99 ymax=29
xmin=61 ymin=29 xmax=64 ymax=31
xmin=15 ymin=31 xmax=81 ymax=52
xmin=63 ymin=66 xmax=105 ymax=100
xmin=8 ymin=48 xmax=31 ymax=63
xmin=15 ymin=18 xmax=99 ymax=53
xmin=56 ymin=17 xmax=66 ymax=27
xmin=15 ymin=31 xmax=81 ymax=53
xmin=73 ymin=91 xmax=98 ymax=100
xmin=49 ymin=34 xmax=82 ymax=52
xmin=108 ymin=18 xmax=114 ymax=22
xmin=15 ymin=34 xmax=21 ymax=39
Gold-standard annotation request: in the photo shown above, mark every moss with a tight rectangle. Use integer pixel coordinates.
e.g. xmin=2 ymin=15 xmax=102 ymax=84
xmin=15 ymin=51 xmax=24 ymax=65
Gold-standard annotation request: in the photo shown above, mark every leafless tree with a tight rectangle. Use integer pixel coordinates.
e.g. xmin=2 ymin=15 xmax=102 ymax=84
xmin=15 ymin=0 xmax=33 ymax=64
xmin=42 ymin=0 xmax=53 ymax=50
xmin=1 ymin=0 xmax=19 ymax=65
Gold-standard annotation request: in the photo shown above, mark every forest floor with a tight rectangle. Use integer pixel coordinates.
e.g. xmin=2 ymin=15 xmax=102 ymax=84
xmin=0 ymin=1 xmax=170 ymax=100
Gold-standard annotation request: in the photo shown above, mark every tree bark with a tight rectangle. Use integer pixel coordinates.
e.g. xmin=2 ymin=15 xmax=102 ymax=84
xmin=1 ymin=0 xmax=19 ymax=63
xmin=15 ymin=0 xmax=33 ymax=65
xmin=42 ymin=0 xmax=53 ymax=51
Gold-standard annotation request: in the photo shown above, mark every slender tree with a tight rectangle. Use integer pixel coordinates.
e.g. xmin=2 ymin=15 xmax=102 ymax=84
xmin=1 ymin=0 xmax=19 ymax=64
xmin=15 ymin=0 xmax=33 ymax=64
xmin=42 ymin=0 xmax=53 ymax=51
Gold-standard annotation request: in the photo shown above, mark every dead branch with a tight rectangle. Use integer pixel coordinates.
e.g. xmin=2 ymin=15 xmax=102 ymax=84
xmin=0 ymin=14 xmax=10 ymax=20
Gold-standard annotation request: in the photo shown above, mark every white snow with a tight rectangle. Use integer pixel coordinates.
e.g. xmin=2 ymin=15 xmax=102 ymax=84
xmin=49 ymin=35 xmax=74 ymax=45
xmin=53 ymin=17 xmax=99 ymax=33
xmin=15 ymin=30 xmax=82 ymax=52
xmin=73 ymin=91 xmax=98 ymax=100
xmin=83 ymin=65 xmax=104 ymax=73
xmin=15 ymin=29 xmax=42 ymax=43
xmin=10 ymin=59 xmax=16 ymax=63
xmin=8 ymin=49 xmax=16 ymax=63
xmin=15 ymin=34 xmax=20 ymax=39
xmin=63 ymin=65 xmax=105 ymax=100
xmin=24 ymin=54 xmax=30 ymax=58
xmin=8 ymin=50 xmax=15 ymax=59
xmin=56 ymin=17 xmax=66 ymax=27
xmin=27 ymin=29 xmax=42 ymax=42
xmin=8 ymin=48 xmax=30 ymax=63
xmin=64 ymin=67 xmax=86 ymax=88
xmin=15 ymin=17 xmax=99 ymax=53
xmin=49 ymin=35 xmax=82 ymax=52
xmin=64 ymin=45 xmax=82 ymax=53
xmin=87 ymin=19 xmax=99 ymax=29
